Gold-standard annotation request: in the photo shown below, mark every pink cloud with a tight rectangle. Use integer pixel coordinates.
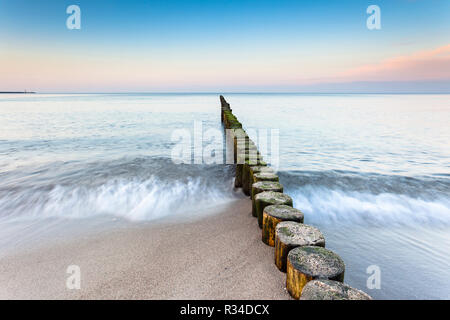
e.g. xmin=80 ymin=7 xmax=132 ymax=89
xmin=337 ymin=44 xmax=450 ymax=82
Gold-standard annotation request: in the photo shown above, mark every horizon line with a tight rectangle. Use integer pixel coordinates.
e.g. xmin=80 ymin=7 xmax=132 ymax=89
xmin=4 ymin=91 xmax=450 ymax=95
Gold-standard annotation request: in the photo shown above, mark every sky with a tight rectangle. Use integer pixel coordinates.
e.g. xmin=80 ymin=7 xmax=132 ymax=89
xmin=0 ymin=0 xmax=449 ymax=92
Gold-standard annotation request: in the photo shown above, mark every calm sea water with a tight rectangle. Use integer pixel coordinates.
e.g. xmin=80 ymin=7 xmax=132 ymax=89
xmin=0 ymin=93 xmax=449 ymax=299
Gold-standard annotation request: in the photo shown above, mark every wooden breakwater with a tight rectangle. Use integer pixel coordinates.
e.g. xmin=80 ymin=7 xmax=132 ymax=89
xmin=220 ymin=95 xmax=372 ymax=300
xmin=0 ymin=91 xmax=36 ymax=94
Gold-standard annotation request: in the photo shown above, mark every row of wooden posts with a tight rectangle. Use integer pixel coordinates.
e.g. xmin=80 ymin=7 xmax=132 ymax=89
xmin=220 ymin=96 xmax=372 ymax=300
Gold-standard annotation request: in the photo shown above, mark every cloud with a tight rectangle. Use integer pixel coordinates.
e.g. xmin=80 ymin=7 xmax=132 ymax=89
xmin=336 ymin=44 xmax=450 ymax=82
xmin=1 ymin=41 xmax=449 ymax=92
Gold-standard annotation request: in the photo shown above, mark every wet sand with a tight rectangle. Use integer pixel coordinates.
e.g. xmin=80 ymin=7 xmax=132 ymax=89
xmin=0 ymin=198 xmax=290 ymax=299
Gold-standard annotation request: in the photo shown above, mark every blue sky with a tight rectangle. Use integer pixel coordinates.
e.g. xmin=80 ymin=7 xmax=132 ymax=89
xmin=0 ymin=0 xmax=449 ymax=92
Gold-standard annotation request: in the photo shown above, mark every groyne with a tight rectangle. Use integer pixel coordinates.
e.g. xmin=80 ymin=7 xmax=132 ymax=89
xmin=220 ymin=95 xmax=372 ymax=300
xmin=0 ymin=91 xmax=36 ymax=94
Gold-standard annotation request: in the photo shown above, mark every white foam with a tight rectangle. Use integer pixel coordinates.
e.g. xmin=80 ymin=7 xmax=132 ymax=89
xmin=291 ymin=187 xmax=450 ymax=226
xmin=0 ymin=176 xmax=236 ymax=222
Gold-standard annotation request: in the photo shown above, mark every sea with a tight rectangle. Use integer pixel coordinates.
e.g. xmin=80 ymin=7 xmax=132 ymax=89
xmin=0 ymin=93 xmax=449 ymax=299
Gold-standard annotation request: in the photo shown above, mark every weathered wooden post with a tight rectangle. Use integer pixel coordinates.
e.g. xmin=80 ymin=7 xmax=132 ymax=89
xmin=235 ymin=164 xmax=243 ymax=188
xmin=262 ymin=205 xmax=304 ymax=247
xmin=248 ymin=165 xmax=272 ymax=198
xmin=234 ymin=129 xmax=250 ymax=163
xmin=243 ymin=161 xmax=268 ymax=196
xmin=286 ymin=246 xmax=345 ymax=299
xmin=234 ymin=135 xmax=247 ymax=188
xmin=220 ymin=95 xmax=228 ymax=123
xmin=223 ymin=110 xmax=241 ymax=130
xmin=274 ymin=221 xmax=324 ymax=272
xmin=237 ymin=145 xmax=259 ymax=166
xmin=300 ymin=280 xmax=372 ymax=300
xmin=254 ymin=191 xmax=292 ymax=229
xmin=236 ymin=146 xmax=260 ymax=188
xmin=251 ymin=181 xmax=284 ymax=217
xmin=253 ymin=172 xmax=279 ymax=184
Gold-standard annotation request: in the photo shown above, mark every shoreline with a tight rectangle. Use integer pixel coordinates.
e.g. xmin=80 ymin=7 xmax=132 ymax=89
xmin=0 ymin=198 xmax=290 ymax=299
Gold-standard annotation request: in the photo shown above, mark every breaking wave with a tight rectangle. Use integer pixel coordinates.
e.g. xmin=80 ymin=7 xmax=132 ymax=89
xmin=0 ymin=157 xmax=237 ymax=222
xmin=278 ymin=170 xmax=450 ymax=227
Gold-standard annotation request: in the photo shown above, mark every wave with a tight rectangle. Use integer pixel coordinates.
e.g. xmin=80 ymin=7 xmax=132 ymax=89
xmin=0 ymin=157 xmax=237 ymax=222
xmin=278 ymin=170 xmax=450 ymax=227
xmin=2 ymin=160 xmax=449 ymax=226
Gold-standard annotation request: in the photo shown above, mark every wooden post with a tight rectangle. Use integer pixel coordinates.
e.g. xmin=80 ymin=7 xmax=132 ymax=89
xmin=286 ymin=246 xmax=345 ymax=299
xmin=223 ymin=110 xmax=241 ymax=130
xmin=254 ymin=191 xmax=292 ymax=229
xmin=300 ymin=280 xmax=372 ymax=300
xmin=234 ymin=129 xmax=250 ymax=164
xmin=237 ymin=145 xmax=259 ymax=165
xmin=253 ymin=172 xmax=279 ymax=184
xmin=220 ymin=95 xmax=228 ymax=123
xmin=235 ymin=164 xmax=243 ymax=188
xmin=248 ymin=165 xmax=271 ymax=198
xmin=251 ymin=181 xmax=284 ymax=217
xmin=235 ymin=141 xmax=259 ymax=189
xmin=262 ymin=205 xmax=305 ymax=247
xmin=274 ymin=221 xmax=324 ymax=272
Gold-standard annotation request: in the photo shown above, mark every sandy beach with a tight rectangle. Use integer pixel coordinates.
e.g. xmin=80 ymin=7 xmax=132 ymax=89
xmin=0 ymin=198 xmax=290 ymax=299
